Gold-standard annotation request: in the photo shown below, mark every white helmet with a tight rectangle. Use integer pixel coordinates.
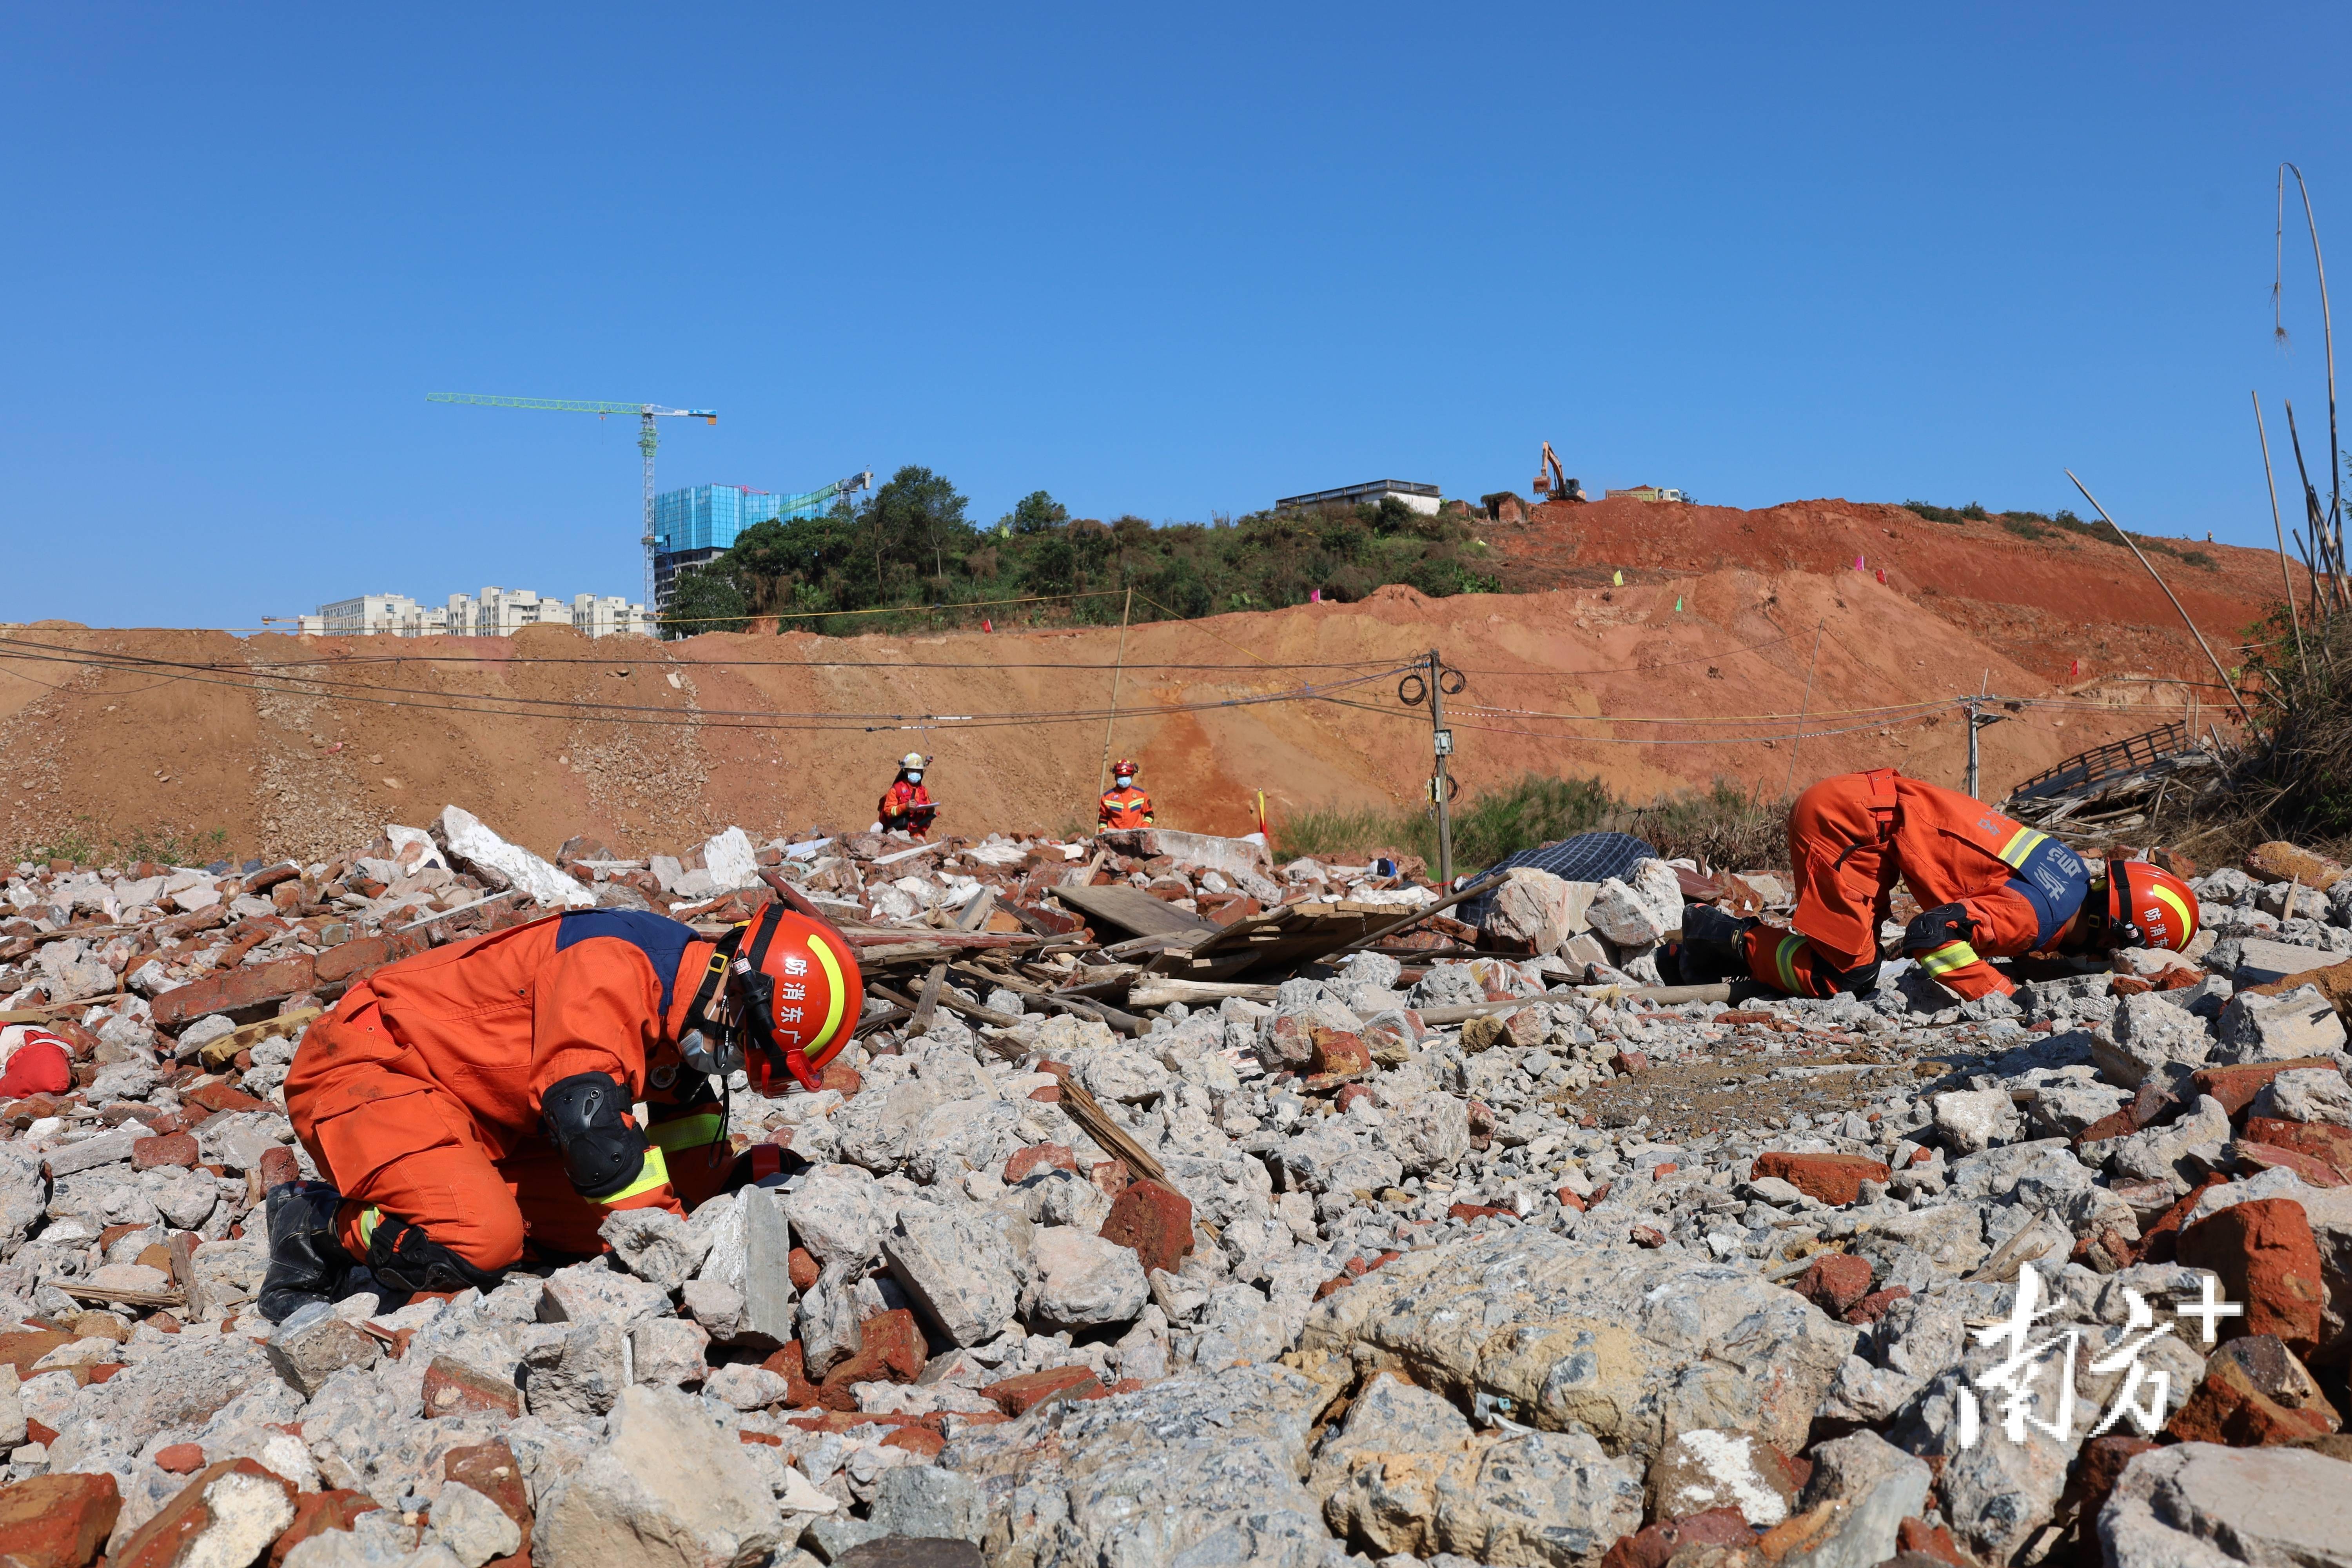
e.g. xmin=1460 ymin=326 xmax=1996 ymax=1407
xmin=899 ymin=752 xmax=925 ymax=770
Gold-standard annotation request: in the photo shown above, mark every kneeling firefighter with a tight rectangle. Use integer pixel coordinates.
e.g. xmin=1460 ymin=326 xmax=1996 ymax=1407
xmin=260 ymin=904 xmax=860 ymax=1320
xmin=1671 ymin=768 xmax=2198 ymax=1000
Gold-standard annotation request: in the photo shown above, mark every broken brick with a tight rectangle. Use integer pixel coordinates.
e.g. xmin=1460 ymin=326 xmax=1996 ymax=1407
xmin=1750 ymin=1151 xmax=1891 ymax=1206
xmin=1098 ymin=1179 xmax=1193 ymax=1276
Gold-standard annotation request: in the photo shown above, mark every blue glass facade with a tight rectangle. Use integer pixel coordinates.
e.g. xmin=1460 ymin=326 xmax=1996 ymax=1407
xmin=653 ymin=484 xmax=833 ymax=555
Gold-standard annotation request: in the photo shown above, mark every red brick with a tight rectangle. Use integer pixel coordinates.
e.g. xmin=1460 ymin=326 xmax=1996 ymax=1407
xmin=131 ymin=1132 xmax=200 ymax=1171
xmin=1467 ymin=1100 xmax=1497 ymax=1149
xmin=184 ymin=1082 xmax=273 ymax=1115
xmin=2062 ymin=1436 xmax=2158 ymax=1540
xmin=0 ymin=1472 xmax=122 ymax=1568
xmin=314 ymin=935 xmax=394 ymax=984
xmin=151 ymin=957 xmax=317 ymax=1032
xmin=443 ymin=1442 xmax=531 ymax=1539
xmin=1630 ymin=1225 xmax=1668 ymax=1248
xmin=1792 ymin=1252 xmax=1873 ymax=1316
xmin=1098 ymin=1179 xmax=1193 ymax=1276
xmin=2164 ymin=1333 xmax=2341 ymax=1446
xmin=1750 ymin=1151 xmax=1891 ymax=1207
xmin=761 ymin=1341 xmax=825 ymax=1409
xmin=1308 ymin=1027 xmax=1370 ymax=1076
xmin=813 ymin=1309 xmax=926 ymax=1410
xmin=2134 ymin=1174 xmax=2232 ymax=1265
xmin=2243 ymin=1116 xmax=2352 ymax=1180
xmin=256 ymin=1145 xmax=302 ymax=1192
xmin=153 ymin=1442 xmax=207 ymax=1474
xmin=421 ymin=1355 xmax=522 ymax=1419
xmin=2191 ymin=1058 xmax=2342 ymax=1118
xmin=1895 ymin=1517 xmax=1968 ymax=1568
xmin=880 ymin=1425 xmax=946 ymax=1459
xmin=110 ymin=1459 xmax=296 ymax=1568
xmin=1334 ymin=1083 xmax=1375 ymax=1114
xmin=1610 ymin=1050 xmax=1649 ymax=1076
xmin=1838 ymin=1285 xmax=1909 ymax=1326
xmin=1448 ymin=1203 xmax=1513 ymax=1222
xmin=269 ymin=1490 xmax=379 ymax=1568
xmin=820 ymin=1061 xmax=861 ymax=1098
xmin=1088 ymin=1158 xmax=1131 ymax=1198
xmin=1004 ymin=1143 xmax=1076 ymax=1184
xmin=787 ymin=1247 xmax=821 ymax=1293
xmin=2178 ymin=1198 xmax=2328 ymax=1359
xmin=981 ymin=1365 xmax=1104 ymax=1416
xmin=1598 ymin=1506 xmax=1751 ymax=1568
xmin=2233 ymin=1140 xmax=2348 ymax=1187
xmin=0 ymin=1335 xmax=73 ymax=1382
xmin=1555 ymin=1187 xmax=1587 ymax=1212
xmin=1651 ymin=1163 xmax=1679 ymax=1181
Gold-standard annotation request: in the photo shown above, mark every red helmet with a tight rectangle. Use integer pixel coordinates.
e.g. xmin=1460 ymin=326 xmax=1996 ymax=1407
xmin=724 ymin=905 xmax=862 ymax=1092
xmin=2098 ymin=859 xmax=2200 ymax=953
xmin=1111 ymin=759 xmax=1138 ymax=781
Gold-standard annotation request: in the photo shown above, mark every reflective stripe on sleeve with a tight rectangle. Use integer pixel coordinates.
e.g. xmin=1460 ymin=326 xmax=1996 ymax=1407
xmin=1995 ymin=826 xmax=2049 ymax=871
xmin=1918 ymin=941 xmax=1982 ymax=977
xmin=598 ymin=1145 xmax=671 ymax=1205
xmin=647 ymin=1112 xmax=724 ymax=1153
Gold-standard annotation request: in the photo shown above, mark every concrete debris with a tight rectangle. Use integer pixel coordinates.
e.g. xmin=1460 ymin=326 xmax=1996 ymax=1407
xmin=7 ymin=817 xmax=2352 ymax=1565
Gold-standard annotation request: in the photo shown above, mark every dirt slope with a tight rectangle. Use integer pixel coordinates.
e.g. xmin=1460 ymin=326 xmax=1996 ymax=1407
xmin=1488 ymin=495 xmax=2285 ymax=686
xmin=0 ymin=495 xmax=2265 ymax=864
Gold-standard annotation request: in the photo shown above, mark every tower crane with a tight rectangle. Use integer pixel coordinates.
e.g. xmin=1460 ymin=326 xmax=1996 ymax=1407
xmin=428 ymin=393 xmax=717 ymax=608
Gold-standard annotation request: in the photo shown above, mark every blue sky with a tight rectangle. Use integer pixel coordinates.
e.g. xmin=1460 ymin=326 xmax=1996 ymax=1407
xmin=5 ymin=4 xmax=2349 ymax=626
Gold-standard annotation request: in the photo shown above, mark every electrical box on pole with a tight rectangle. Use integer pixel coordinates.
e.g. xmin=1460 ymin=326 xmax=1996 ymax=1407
xmin=1399 ymin=650 xmax=1465 ymax=887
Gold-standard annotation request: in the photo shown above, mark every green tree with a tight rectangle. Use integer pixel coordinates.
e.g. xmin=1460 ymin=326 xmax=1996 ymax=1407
xmin=1002 ymin=490 xmax=1069 ymax=535
xmin=661 ymin=563 xmax=747 ymax=637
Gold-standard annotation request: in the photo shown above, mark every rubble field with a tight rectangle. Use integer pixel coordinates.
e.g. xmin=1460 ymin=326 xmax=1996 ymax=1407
xmin=0 ymin=808 xmax=2348 ymax=1568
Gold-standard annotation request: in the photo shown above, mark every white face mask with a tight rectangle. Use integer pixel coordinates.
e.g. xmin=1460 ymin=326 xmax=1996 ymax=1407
xmin=906 ymin=771 xmax=922 ymax=785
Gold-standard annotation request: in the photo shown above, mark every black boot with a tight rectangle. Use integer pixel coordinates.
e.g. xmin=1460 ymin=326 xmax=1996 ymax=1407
xmin=363 ymin=1214 xmax=508 ymax=1298
xmin=256 ymin=1182 xmax=356 ymax=1323
xmin=1666 ymin=904 xmax=1756 ymax=986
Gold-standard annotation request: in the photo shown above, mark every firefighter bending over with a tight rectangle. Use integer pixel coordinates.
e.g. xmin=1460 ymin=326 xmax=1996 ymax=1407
xmin=1672 ymin=768 xmax=2198 ymax=1000
xmin=260 ymin=904 xmax=860 ymax=1319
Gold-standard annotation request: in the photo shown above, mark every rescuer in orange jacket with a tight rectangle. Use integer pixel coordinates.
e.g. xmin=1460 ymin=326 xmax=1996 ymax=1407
xmin=1672 ymin=768 xmax=2198 ymax=1001
xmin=1099 ymin=760 xmax=1154 ymax=829
xmin=878 ymin=753 xmax=937 ymax=839
xmin=259 ymin=903 xmax=861 ymax=1320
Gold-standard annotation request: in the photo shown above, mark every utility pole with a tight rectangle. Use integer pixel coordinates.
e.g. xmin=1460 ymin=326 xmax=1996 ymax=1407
xmin=1426 ymin=649 xmax=1456 ymax=887
xmin=1964 ymin=696 xmax=2010 ymax=800
xmin=1399 ymin=650 xmax=1463 ymax=886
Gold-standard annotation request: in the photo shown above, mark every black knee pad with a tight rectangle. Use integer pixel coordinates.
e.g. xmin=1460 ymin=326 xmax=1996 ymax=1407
xmin=541 ymin=1070 xmax=647 ymax=1200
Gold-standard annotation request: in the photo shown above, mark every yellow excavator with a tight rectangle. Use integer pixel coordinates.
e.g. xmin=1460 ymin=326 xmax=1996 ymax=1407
xmin=1531 ymin=441 xmax=1586 ymax=503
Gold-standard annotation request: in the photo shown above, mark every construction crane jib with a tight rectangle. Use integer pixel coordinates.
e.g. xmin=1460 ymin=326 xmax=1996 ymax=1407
xmin=427 ymin=393 xmax=718 ymax=608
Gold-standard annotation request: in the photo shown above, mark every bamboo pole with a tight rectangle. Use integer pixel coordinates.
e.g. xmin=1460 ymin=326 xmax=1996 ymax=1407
xmin=2065 ymin=471 xmax=2254 ymax=726
xmin=1096 ymin=586 xmax=1134 ymax=796
xmin=2278 ymin=163 xmax=2341 ymax=564
xmin=2254 ymin=390 xmax=2308 ymax=671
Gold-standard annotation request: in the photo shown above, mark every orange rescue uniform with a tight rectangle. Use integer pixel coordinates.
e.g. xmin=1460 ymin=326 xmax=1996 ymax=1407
xmin=1742 ymin=768 xmax=2092 ymax=1001
xmin=1099 ymin=784 xmax=1154 ymax=829
xmin=879 ymin=779 xmax=934 ymax=837
xmin=284 ymin=910 xmax=739 ymax=1273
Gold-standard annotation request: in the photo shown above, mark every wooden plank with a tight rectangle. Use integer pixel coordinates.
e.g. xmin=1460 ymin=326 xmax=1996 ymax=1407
xmin=1127 ymin=978 xmax=1280 ymax=1009
xmin=907 ymin=963 xmax=949 ymax=1034
xmin=58 ymin=1282 xmax=186 ymax=1310
xmin=198 ymin=1007 xmax=323 ymax=1070
xmin=1051 ymin=883 xmax=1219 ymax=941
xmin=1042 ymin=1063 xmax=1172 ymax=1191
xmin=955 ymin=887 xmax=998 ymax=933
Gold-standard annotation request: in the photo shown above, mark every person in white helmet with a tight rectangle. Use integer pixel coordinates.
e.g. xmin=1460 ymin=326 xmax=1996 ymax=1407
xmin=877 ymin=753 xmax=938 ymax=838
